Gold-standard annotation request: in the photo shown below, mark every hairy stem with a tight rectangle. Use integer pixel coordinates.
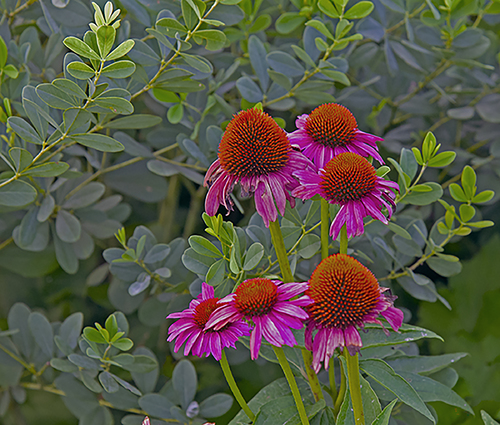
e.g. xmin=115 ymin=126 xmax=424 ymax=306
xmin=273 ymin=346 xmax=310 ymax=425
xmin=269 ymin=219 xmax=294 ymax=283
xmin=301 ymin=349 xmax=324 ymax=402
xmin=220 ymin=349 xmax=256 ymax=422
xmin=320 ymin=198 xmax=329 ymax=260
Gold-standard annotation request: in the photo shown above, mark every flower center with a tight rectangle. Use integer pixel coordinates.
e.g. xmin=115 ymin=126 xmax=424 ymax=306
xmin=193 ymin=298 xmax=220 ymax=328
xmin=321 ymin=152 xmax=377 ymax=203
xmin=305 ymin=103 xmax=358 ymax=148
xmin=234 ymin=278 xmax=278 ymax=317
xmin=218 ymin=109 xmax=291 ymax=177
xmin=306 ymin=254 xmax=380 ymax=329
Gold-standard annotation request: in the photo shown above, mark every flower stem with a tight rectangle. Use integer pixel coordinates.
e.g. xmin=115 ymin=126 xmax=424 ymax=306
xmin=339 ymin=224 xmax=348 ymax=255
xmin=328 ymin=357 xmax=337 ymax=402
xmin=274 ymin=346 xmax=310 ymax=425
xmin=269 ymin=219 xmax=294 ymax=283
xmin=320 ymin=198 xmax=329 ymax=259
xmin=345 ymin=349 xmax=365 ymax=425
xmin=301 ymin=348 xmax=324 ymax=402
xmin=334 ymin=359 xmax=346 ymax=416
xmin=338 ymin=224 xmax=364 ymax=424
xmin=270 ymin=220 xmax=323 ymax=403
xmin=220 ymin=349 xmax=256 ymax=422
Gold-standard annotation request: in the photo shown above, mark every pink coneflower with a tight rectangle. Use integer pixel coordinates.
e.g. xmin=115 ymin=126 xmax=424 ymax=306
xmin=288 ymin=103 xmax=384 ymax=168
xmin=205 ymin=278 xmax=311 ymax=360
xmin=167 ymin=282 xmax=251 ymax=361
xmin=293 ymin=152 xmax=398 ymax=240
xmin=142 ymin=418 xmax=150 ymax=425
xmin=305 ymin=254 xmax=403 ymax=373
xmin=204 ymin=108 xmax=311 ymax=227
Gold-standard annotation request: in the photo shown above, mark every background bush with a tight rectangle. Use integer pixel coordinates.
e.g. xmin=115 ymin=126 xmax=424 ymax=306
xmin=0 ymin=0 xmax=498 ymax=423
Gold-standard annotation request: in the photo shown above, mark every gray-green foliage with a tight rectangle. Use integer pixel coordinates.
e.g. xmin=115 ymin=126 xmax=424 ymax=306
xmin=0 ymin=0 xmax=498 ymax=423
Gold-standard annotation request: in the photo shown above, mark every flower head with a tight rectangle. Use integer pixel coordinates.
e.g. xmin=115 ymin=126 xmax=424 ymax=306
xmin=206 ymin=278 xmax=311 ymax=360
xmin=167 ymin=282 xmax=251 ymax=361
xmin=289 ymin=103 xmax=384 ymax=168
xmin=305 ymin=254 xmax=404 ymax=372
xmin=204 ymin=108 xmax=311 ymax=227
xmin=293 ymin=152 xmax=398 ymax=239
xmin=142 ymin=418 xmax=150 ymax=425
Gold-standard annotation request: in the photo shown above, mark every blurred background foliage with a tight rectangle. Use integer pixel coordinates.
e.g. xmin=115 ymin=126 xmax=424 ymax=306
xmin=0 ymin=0 xmax=498 ymax=423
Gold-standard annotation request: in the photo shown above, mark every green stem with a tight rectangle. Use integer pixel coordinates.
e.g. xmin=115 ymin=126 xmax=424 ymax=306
xmin=345 ymin=349 xmax=365 ymax=425
xmin=328 ymin=357 xmax=337 ymax=403
xmin=333 ymin=359 xmax=346 ymax=416
xmin=220 ymin=349 xmax=256 ymax=422
xmin=269 ymin=219 xmax=294 ymax=283
xmin=320 ymin=198 xmax=329 ymax=260
xmin=301 ymin=349 xmax=324 ymax=402
xmin=339 ymin=225 xmax=348 ymax=255
xmin=273 ymin=346 xmax=310 ymax=425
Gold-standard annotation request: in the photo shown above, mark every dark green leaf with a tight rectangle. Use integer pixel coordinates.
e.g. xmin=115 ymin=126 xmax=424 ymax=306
xmin=8 ymin=117 xmax=43 ymax=144
xmin=28 ymin=312 xmax=53 ymax=357
xmin=72 ymin=134 xmax=124 ymax=152
xmin=105 ymin=115 xmax=162 ymax=129
xmin=23 ymin=162 xmax=69 ymax=177
xmin=199 ymin=393 xmax=233 ymax=418
xmin=173 ymin=359 xmax=197 ymax=409
xmin=0 ymin=180 xmax=37 ymax=207
xmin=101 ymin=60 xmax=136 ymax=78
xmin=67 ymin=61 xmax=95 ymax=79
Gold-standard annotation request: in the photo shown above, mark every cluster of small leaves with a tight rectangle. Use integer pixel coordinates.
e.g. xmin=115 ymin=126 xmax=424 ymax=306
xmin=0 ymin=304 xmax=233 ymax=425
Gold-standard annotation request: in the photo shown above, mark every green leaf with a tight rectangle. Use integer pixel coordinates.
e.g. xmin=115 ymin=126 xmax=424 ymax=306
xmin=344 ymin=1 xmax=374 ymax=19
xmin=361 ymin=323 xmax=442 ymax=348
xmin=371 ymin=399 xmax=398 ymax=425
xmin=152 ymin=88 xmax=179 ymax=103
xmin=318 ymin=0 xmax=340 ymax=18
xmin=9 ymin=147 xmax=33 ymax=172
xmin=472 ymin=190 xmax=494 ymax=203
xmin=104 ymin=114 xmax=162 ymax=129
xmin=459 ymin=204 xmax=475 ymax=222
xmin=248 ymin=14 xmax=272 ymax=33
xmin=298 ymin=234 xmax=321 ymax=259
xmin=243 ymin=242 xmax=264 ymax=270
xmin=55 ymin=210 xmax=82 ymax=243
xmin=199 ymin=393 xmax=233 ymax=418
xmin=91 ymin=97 xmax=134 ymax=114
xmin=0 ymin=36 xmax=7 ymax=68
xmin=112 ymin=337 xmax=133 ymax=351
xmin=267 ymin=51 xmax=305 ymax=77
xmin=360 ymin=359 xmax=435 ymax=423
xmin=181 ymin=53 xmax=213 ymax=73
xmin=36 ymin=83 xmax=81 ymax=109
xmin=107 ymin=39 xmax=135 ymax=60
xmin=101 ymin=60 xmax=136 ymax=78
xmin=467 ymin=220 xmax=494 ymax=228
xmin=0 ymin=180 xmax=37 ymax=207
xmin=461 ymin=165 xmax=476 ymax=199
xmin=405 ymin=182 xmax=443 ymax=205
xmin=276 ymin=13 xmax=306 ymax=34
xmin=319 ymin=69 xmax=351 ymax=86
xmin=63 ymin=182 xmax=106 ymax=209
xmin=99 ymin=371 xmax=119 ymax=393
xmin=422 ymin=132 xmax=437 ymax=162
xmin=305 ymin=20 xmax=334 ymax=40
xmin=167 ymin=103 xmax=184 ymax=124
xmin=4 ymin=64 xmax=18 ymax=79
xmin=194 ymin=30 xmax=227 ymax=51
xmin=28 ymin=312 xmax=54 ymax=357
xmin=182 ymin=247 xmax=216 ymax=275
xmin=157 ymin=18 xmax=188 ymax=36
xmin=72 ymin=134 xmax=124 ymax=152
xmin=412 ymin=148 xmax=424 ymax=165
xmin=84 ymin=327 xmax=108 ymax=343
xmin=428 ymin=151 xmax=456 ymax=167
xmin=63 ymin=37 xmax=101 ymax=60
xmin=449 ymin=183 xmax=467 ymax=202
xmin=398 ymin=372 xmax=473 ymax=413
xmin=481 ymin=411 xmax=500 ymax=425
xmin=139 ymin=394 xmax=174 ymax=418
xmin=426 ymin=257 xmax=462 ymax=277
xmin=8 ymin=117 xmax=43 ymax=145
xmin=23 ymin=162 xmax=70 ymax=177
xmin=173 ymin=359 xmax=197 ymax=410
xmin=387 ymin=222 xmax=412 ymax=240
xmin=393 ymin=234 xmax=422 ymax=257
xmin=97 ymin=25 xmax=116 ymax=58
xmin=207 ymin=259 xmax=225 ymax=285
xmin=67 ymin=62 xmax=95 ymax=79
xmin=189 ymin=235 xmax=221 ymax=258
